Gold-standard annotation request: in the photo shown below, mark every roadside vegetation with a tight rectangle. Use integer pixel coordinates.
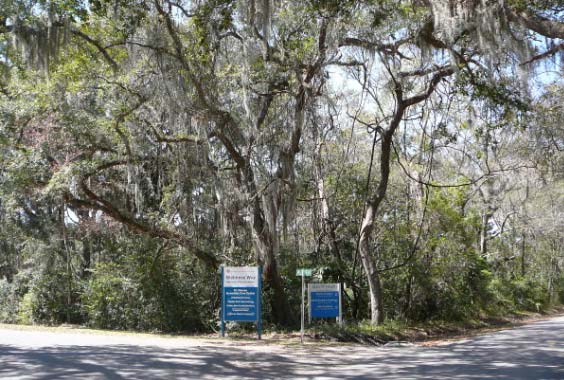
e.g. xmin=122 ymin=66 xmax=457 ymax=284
xmin=1 ymin=1 xmax=563 ymax=335
xmin=309 ymin=306 xmax=564 ymax=345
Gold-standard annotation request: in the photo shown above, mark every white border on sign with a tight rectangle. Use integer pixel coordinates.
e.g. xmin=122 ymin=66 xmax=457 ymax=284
xmin=308 ymin=283 xmax=339 ymax=292
xmin=223 ymin=266 xmax=259 ymax=287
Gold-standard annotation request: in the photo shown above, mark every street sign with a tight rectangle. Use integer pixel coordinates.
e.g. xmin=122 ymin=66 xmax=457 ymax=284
xmin=296 ymin=268 xmax=313 ymax=277
xmin=221 ymin=266 xmax=262 ymax=339
xmin=296 ymin=268 xmax=313 ymax=343
xmin=308 ymin=283 xmax=342 ymax=324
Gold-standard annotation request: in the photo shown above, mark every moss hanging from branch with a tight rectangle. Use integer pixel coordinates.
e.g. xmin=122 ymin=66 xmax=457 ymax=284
xmin=10 ymin=16 xmax=69 ymax=73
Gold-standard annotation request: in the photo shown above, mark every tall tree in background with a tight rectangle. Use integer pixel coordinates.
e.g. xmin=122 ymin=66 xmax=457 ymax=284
xmin=0 ymin=0 xmax=563 ymax=329
xmin=1 ymin=0 xmax=345 ymax=325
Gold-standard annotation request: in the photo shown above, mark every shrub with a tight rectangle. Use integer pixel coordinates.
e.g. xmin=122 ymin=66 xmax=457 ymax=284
xmin=17 ymin=292 xmax=34 ymax=324
xmin=83 ymin=257 xmax=214 ymax=332
xmin=0 ymin=270 xmax=32 ymax=324
xmin=510 ymin=278 xmax=549 ymax=311
xmin=0 ymin=279 xmax=19 ymax=323
xmin=28 ymin=270 xmax=82 ymax=325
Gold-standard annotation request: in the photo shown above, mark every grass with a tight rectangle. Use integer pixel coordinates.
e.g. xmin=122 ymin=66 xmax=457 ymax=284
xmin=2 ymin=306 xmax=562 ymax=347
xmin=306 ymin=305 xmax=564 ymax=345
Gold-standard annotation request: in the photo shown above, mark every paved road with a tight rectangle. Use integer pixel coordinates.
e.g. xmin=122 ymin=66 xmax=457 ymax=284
xmin=1 ymin=316 xmax=563 ymax=379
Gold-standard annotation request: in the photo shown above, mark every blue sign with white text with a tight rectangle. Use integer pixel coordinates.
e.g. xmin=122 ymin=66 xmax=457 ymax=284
xmin=310 ymin=290 xmax=340 ymax=318
xmin=224 ymin=287 xmax=258 ymax=321
xmin=221 ymin=266 xmax=262 ymax=339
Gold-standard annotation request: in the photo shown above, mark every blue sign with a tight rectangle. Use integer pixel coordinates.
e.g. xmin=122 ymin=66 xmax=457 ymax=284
xmin=221 ymin=266 xmax=262 ymax=339
xmin=309 ymin=283 xmax=341 ymax=319
xmin=224 ymin=287 xmax=258 ymax=321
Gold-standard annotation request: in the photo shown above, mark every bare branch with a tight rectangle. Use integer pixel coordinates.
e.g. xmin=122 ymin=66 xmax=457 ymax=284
xmin=403 ymin=66 xmax=455 ymax=108
xmin=521 ymin=43 xmax=564 ymax=66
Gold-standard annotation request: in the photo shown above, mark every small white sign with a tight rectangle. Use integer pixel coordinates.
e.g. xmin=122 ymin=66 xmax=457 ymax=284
xmin=223 ymin=266 xmax=260 ymax=287
xmin=309 ymin=283 xmax=339 ymax=292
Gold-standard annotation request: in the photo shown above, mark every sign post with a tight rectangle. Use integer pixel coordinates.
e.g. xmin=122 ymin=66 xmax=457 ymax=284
xmin=296 ymin=268 xmax=312 ymax=343
xmin=308 ymin=283 xmax=342 ymax=326
xmin=221 ymin=266 xmax=262 ymax=339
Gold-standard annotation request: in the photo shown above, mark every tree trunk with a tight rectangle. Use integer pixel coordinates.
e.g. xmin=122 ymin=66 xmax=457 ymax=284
xmin=81 ymin=236 xmax=91 ymax=279
xmin=358 ymin=204 xmax=384 ymax=324
xmin=247 ymin=165 xmax=295 ymax=326
xmin=357 ymin=128 xmax=394 ymax=325
xmin=252 ymin=219 xmax=296 ymax=326
xmin=262 ymin=247 xmax=294 ymax=326
xmin=480 ymin=212 xmax=490 ymax=257
xmin=521 ymin=233 xmax=526 ymax=277
xmin=313 ymin=137 xmax=341 ymax=262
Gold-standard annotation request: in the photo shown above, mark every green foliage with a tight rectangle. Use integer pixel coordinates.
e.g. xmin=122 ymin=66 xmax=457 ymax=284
xmin=27 ymin=268 xmax=82 ymax=325
xmin=509 ymin=278 xmax=549 ymax=311
xmin=0 ymin=279 xmax=20 ymax=323
xmin=455 ymin=68 xmax=530 ymax=114
xmin=0 ymin=0 xmax=563 ymax=335
xmin=486 ymin=277 xmax=551 ymax=313
xmin=17 ymin=291 xmax=33 ymax=324
xmin=83 ymin=245 xmax=216 ymax=332
xmin=558 ymin=276 xmax=564 ymax=304
xmin=83 ymin=262 xmax=132 ymax=329
xmin=307 ymin=0 xmax=358 ymax=16
xmin=378 ymin=187 xmax=490 ymax=322
xmin=89 ymin=0 xmax=149 ymax=37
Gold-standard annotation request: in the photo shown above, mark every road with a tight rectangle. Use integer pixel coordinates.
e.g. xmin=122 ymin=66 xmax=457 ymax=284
xmin=1 ymin=316 xmax=563 ymax=379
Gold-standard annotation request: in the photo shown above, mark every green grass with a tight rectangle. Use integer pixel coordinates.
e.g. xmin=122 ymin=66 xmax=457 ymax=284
xmin=305 ymin=306 xmax=564 ymax=345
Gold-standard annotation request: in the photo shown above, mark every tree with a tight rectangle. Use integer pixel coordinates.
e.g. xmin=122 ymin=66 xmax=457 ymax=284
xmin=1 ymin=0 xmax=563 ymax=330
xmin=1 ymin=0 xmax=346 ymax=326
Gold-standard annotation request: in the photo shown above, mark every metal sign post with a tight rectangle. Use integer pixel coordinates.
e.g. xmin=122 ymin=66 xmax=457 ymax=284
xmin=301 ymin=272 xmax=305 ymax=343
xmin=221 ymin=266 xmax=225 ymax=337
xmin=296 ymin=268 xmax=312 ymax=343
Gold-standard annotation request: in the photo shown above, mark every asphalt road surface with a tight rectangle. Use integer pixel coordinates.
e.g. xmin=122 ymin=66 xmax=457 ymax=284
xmin=1 ymin=316 xmax=563 ymax=379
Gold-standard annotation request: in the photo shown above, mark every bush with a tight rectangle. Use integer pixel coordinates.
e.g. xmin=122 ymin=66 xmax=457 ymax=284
xmin=485 ymin=277 xmax=550 ymax=313
xmin=83 ymin=256 xmax=215 ymax=332
xmin=0 ymin=279 xmax=19 ymax=323
xmin=485 ymin=278 xmax=516 ymax=314
xmin=558 ymin=276 xmax=564 ymax=304
xmin=17 ymin=292 xmax=34 ymax=324
xmin=0 ymin=271 xmax=32 ymax=324
xmin=510 ymin=278 xmax=548 ymax=311
xmin=27 ymin=270 xmax=83 ymax=325
xmin=83 ymin=262 xmax=136 ymax=330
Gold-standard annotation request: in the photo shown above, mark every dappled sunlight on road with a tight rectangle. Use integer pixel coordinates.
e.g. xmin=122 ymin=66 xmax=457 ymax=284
xmin=1 ymin=317 xmax=563 ymax=379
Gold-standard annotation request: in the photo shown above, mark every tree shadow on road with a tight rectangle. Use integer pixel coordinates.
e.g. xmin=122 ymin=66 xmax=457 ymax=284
xmin=0 ymin=318 xmax=563 ymax=379
xmin=0 ymin=343 xmax=297 ymax=380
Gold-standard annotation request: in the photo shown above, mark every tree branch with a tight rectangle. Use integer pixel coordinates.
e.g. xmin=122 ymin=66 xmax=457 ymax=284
xmin=403 ymin=66 xmax=454 ymax=108
xmin=65 ymin=181 xmax=219 ymax=268
xmin=521 ymin=42 xmax=564 ymax=66
xmin=339 ymin=36 xmax=412 ymax=59
xmin=70 ymin=29 xmax=119 ymax=72
xmin=506 ymin=6 xmax=564 ymax=39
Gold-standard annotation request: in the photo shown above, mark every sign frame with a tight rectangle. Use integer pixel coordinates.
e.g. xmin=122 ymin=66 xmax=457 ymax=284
xmin=308 ymin=283 xmax=342 ymax=325
xmin=220 ymin=266 xmax=262 ymax=339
